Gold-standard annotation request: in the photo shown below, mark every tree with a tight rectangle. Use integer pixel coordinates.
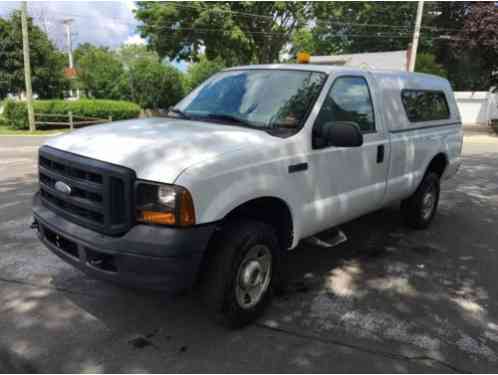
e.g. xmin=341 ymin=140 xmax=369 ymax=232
xmin=308 ymin=2 xmax=419 ymax=55
xmin=0 ymin=11 xmax=67 ymax=99
xmin=455 ymin=2 xmax=498 ymax=89
xmin=115 ymin=44 xmax=159 ymax=69
xmin=184 ymin=56 xmax=225 ymax=92
xmin=424 ymin=2 xmax=479 ymax=90
xmin=287 ymin=28 xmax=323 ymax=58
xmin=74 ymin=44 xmax=129 ymax=99
xmin=415 ymin=53 xmax=447 ymax=78
xmin=126 ymin=57 xmax=184 ymax=110
xmin=134 ymin=2 xmax=311 ymax=65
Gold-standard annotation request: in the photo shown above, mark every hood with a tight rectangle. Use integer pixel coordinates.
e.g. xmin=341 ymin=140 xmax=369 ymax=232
xmin=45 ymin=117 xmax=275 ymax=183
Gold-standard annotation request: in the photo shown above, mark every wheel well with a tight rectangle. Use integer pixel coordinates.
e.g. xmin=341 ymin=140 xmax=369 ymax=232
xmin=426 ymin=153 xmax=448 ymax=177
xmin=223 ymin=197 xmax=293 ymax=250
xmin=194 ymin=197 xmax=293 ymax=287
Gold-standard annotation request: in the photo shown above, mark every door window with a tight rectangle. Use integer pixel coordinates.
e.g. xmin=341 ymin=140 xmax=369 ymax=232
xmin=313 ymin=76 xmax=375 ymax=148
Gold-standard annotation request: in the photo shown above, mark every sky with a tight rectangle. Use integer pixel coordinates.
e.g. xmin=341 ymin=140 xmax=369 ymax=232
xmin=0 ymin=1 xmax=188 ymax=70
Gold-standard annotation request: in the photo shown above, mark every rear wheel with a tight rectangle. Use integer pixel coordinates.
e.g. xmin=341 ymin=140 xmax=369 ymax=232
xmin=401 ymin=172 xmax=440 ymax=229
xmin=200 ymin=219 xmax=280 ymax=328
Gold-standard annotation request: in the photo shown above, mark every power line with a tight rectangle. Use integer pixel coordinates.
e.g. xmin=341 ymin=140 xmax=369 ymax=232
xmin=3 ymin=2 xmax=463 ymax=35
xmin=2 ymin=3 xmax=470 ymax=43
xmin=146 ymin=24 xmax=469 ymax=41
xmin=157 ymin=2 xmax=464 ymax=33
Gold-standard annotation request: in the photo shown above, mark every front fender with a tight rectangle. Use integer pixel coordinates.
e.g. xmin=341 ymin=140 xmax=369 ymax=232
xmin=177 ymin=160 xmax=310 ymax=248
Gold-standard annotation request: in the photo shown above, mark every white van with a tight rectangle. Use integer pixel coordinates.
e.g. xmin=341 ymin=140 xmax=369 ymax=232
xmin=33 ymin=64 xmax=462 ymax=327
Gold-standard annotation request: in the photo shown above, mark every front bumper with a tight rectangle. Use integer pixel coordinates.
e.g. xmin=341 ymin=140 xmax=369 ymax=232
xmin=32 ymin=192 xmax=216 ymax=292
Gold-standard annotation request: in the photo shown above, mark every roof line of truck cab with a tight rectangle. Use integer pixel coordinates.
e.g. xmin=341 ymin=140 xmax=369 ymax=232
xmin=223 ymin=63 xmax=450 ymax=83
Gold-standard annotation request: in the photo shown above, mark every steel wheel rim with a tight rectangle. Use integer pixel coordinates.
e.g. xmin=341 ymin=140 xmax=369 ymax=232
xmin=422 ymin=185 xmax=436 ymax=220
xmin=235 ymin=244 xmax=272 ymax=309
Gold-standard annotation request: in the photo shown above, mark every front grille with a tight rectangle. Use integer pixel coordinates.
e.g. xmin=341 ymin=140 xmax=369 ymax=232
xmin=38 ymin=146 xmax=135 ymax=236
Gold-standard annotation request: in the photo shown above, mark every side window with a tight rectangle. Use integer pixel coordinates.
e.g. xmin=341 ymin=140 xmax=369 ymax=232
xmin=314 ymin=76 xmax=376 ymax=143
xmin=401 ymin=90 xmax=450 ymax=122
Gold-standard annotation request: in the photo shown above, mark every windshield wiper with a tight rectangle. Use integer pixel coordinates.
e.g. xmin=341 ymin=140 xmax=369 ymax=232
xmin=201 ymin=113 xmax=254 ymax=128
xmin=167 ymin=107 xmax=190 ymax=119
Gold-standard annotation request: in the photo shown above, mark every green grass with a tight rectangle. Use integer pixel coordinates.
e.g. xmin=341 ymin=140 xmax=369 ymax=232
xmin=0 ymin=124 xmax=69 ymax=136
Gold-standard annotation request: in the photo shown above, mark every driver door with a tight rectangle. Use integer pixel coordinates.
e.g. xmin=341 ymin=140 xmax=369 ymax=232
xmin=303 ymin=73 xmax=389 ymax=236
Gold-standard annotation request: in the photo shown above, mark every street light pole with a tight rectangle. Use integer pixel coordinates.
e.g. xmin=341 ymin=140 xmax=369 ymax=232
xmin=408 ymin=0 xmax=424 ymax=72
xmin=21 ymin=1 xmax=35 ymax=132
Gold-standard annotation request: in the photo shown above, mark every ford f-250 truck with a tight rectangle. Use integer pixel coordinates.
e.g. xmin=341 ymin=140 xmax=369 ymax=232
xmin=32 ymin=64 xmax=462 ymax=327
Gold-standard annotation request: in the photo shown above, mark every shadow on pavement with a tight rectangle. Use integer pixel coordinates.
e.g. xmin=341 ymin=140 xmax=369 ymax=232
xmin=1 ymin=151 xmax=498 ymax=372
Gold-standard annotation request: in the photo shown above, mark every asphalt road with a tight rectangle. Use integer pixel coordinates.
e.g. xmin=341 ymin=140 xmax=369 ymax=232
xmin=0 ymin=133 xmax=497 ymax=373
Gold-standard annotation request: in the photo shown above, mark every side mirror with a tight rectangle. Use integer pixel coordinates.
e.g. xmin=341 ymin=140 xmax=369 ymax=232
xmin=321 ymin=121 xmax=363 ymax=148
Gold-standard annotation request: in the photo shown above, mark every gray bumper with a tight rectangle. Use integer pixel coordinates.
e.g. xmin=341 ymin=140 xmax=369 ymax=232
xmin=33 ymin=193 xmax=217 ymax=292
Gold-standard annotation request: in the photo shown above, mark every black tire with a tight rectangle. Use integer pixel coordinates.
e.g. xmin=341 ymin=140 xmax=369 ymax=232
xmin=200 ymin=219 xmax=280 ymax=328
xmin=401 ymin=172 xmax=440 ymax=229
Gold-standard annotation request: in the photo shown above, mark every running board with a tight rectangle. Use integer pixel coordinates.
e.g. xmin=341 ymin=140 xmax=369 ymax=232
xmin=303 ymin=227 xmax=348 ymax=248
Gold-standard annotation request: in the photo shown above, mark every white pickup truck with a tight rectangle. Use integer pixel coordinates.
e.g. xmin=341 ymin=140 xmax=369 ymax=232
xmin=33 ymin=64 xmax=462 ymax=327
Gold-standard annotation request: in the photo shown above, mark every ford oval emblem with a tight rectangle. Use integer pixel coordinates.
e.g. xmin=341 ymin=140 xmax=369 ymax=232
xmin=54 ymin=181 xmax=72 ymax=195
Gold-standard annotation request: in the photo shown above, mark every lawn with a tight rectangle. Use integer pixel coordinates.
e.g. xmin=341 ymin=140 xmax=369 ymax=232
xmin=0 ymin=124 xmax=69 ymax=136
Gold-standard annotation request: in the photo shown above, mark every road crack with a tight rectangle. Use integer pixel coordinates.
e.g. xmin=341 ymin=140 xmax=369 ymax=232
xmin=256 ymin=322 xmax=467 ymax=373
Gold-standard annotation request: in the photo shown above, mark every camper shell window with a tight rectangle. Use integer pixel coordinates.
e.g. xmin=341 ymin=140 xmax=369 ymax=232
xmin=401 ymin=90 xmax=450 ymax=123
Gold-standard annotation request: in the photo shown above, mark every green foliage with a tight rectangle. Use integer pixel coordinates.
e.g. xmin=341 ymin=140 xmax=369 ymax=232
xmin=74 ymin=44 xmax=130 ymax=100
xmin=3 ymin=99 xmax=141 ymax=130
xmin=126 ymin=58 xmax=184 ymax=109
xmin=415 ymin=53 xmax=447 ymax=78
xmin=116 ymin=44 xmax=159 ymax=69
xmin=184 ymin=56 xmax=225 ymax=92
xmin=0 ymin=100 xmax=7 ymax=127
xmin=288 ymin=29 xmax=322 ymax=59
xmin=0 ymin=11 xmax=68 ymax=99
xmin=308 ymin=2 xmax=419 ymax=55
xmin=453 ymin=2 xmax=498 ymax=89
xmin=427 ymin=2 xmax=482 ymax=90
xmin=135 ymin=2 xmax=311 ymax=65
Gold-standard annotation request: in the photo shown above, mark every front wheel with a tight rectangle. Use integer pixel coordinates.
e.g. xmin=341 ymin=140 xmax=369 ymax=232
xmin=401 ymin=172 xmax=440 ymax=229
xmin=200 ymin=219 xmax=280 ymax=328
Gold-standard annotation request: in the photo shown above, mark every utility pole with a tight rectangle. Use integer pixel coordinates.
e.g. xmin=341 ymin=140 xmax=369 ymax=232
xmin=63 ymin=18 xmax=75 ymax=98
xmin=21 ymin=1 xmax=35 ymax=132
xmin=63 ymin=18 xmax=74 ymax=69
xmin=408 ymin=0 xmax=424 ymax=72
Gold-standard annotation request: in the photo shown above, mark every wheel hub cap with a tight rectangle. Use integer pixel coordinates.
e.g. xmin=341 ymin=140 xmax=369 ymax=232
xmin=422 ymin=188 xmax=436 ymax=220
xmin=235 ymin=245 xmax=272 ymax=309
xmin=241 ymin=260 xmax=264 ymax=289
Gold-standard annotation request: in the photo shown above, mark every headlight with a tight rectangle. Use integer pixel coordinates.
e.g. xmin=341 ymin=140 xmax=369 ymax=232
xmin=135 ymin=182 xmax=195 ymax=227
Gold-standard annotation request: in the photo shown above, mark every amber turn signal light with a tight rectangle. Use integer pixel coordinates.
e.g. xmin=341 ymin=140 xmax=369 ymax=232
xmin=137 ymin=210 xmax=176 ymax=225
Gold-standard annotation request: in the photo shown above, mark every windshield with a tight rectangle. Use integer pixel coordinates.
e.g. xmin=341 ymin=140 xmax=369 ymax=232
xmin=174 ymin=69 xmax=327 ymax=133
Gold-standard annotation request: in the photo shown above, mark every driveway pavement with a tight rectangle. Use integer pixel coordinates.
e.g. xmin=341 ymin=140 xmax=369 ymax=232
xmin=0 ymin=134 xmax=497 ymax=373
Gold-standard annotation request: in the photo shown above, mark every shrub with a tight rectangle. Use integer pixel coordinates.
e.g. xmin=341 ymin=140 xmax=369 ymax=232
xmin=127 ymin=59 xmax=184 ymax=110
xmin=75 ymin=44 xmax=129 ymax=100
xmin=184 ymin=56 xmax=225 ymax=93
xmin=3 ymin=99 xmax=141 ymax=130
xmin=415 ymin=53 xmax=448 ymax=78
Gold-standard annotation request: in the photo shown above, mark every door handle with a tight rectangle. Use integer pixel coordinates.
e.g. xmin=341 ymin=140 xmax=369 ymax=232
xmin=377 ymin=145 xmax=385 ymax=163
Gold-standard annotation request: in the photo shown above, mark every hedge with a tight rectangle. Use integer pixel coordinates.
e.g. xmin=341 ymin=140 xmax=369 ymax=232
xmin=3 ymin=99 xmax=142 ymax=130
